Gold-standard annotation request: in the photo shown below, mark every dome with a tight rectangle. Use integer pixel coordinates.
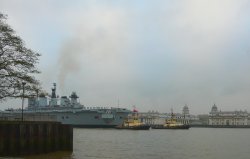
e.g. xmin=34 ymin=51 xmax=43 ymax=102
xmin=211 ymin=104 xmax=218 ymax=112
xmin=183 ymin=105 xmax=188 ymax=109
xmin=182 ymin=104 xmax=189 ymax=115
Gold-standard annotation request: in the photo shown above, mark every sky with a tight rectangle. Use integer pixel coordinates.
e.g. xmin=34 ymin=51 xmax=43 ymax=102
xmin=1 ymin=0 xmax=250 ymax=114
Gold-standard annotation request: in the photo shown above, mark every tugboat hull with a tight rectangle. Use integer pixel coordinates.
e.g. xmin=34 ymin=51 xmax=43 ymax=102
xmin=152 ymin=124 xmax=190 ymax=129
xmin=115 ymin=125 xmax=151 ymax=130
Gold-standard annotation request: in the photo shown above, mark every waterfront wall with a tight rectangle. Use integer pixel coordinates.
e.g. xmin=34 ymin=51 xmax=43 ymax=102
xmin=0 ymin=121 xmax=73 ymax=157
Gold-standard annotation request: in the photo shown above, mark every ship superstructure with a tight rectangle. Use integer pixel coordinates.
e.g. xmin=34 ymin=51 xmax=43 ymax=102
xmin=4 ymin=83 xmax=131 ymax=128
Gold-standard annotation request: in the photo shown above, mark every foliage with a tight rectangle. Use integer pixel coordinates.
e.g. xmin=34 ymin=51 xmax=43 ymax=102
xmin=0 ymin=13 xmax=41 ymax=101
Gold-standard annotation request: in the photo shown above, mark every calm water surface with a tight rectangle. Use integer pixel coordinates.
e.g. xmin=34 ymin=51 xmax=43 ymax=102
xmin=8 ymin=128 xmax=250 ymax=159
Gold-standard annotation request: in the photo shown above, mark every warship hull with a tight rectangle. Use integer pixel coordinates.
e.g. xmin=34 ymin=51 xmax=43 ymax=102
xmin=4 ymin=108 xmax=130 ymax=128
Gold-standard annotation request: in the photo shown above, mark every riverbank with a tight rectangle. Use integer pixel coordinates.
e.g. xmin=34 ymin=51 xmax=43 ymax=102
xmin=191 ymin=124 xmax=250 ymax=128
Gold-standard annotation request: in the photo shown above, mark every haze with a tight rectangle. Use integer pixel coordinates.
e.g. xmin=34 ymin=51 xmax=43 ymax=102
xmin=1 ymin=0 xmax=250 ymax=114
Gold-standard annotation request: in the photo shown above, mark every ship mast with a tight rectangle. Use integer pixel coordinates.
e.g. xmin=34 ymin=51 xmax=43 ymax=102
xmin=171 ymin=108 xmax=174 ymax=121
xmin=50 ymin=83 xmax=57 ymax=106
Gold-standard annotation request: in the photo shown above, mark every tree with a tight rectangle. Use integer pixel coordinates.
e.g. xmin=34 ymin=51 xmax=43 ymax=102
xmin=0 ymin=13 xmax=41 ymax=101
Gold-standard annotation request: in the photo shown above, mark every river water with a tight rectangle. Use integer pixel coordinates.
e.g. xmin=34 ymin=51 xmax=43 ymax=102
xmin=10 ymin=128 xmax=250 ymax=159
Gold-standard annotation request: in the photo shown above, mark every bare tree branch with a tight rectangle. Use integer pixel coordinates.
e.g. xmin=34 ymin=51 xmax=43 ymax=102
xmin=0 ymin=12 xmax=42 ymax=102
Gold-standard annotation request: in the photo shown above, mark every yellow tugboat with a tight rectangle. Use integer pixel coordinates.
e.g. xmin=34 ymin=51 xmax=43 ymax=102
xmin=152 ymin=109 xmax=190 ymax=129
xmin=116 ymin=108 xmax=151 ymax=130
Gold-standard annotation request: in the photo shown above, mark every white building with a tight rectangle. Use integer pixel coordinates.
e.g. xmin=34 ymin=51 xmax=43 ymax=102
xmin=208 ymin=104 xmax=249 ymax=126
xmin=139 ymin=105 xmax=191 ymax=125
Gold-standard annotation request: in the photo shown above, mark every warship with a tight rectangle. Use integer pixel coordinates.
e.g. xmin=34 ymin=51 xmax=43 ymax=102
xmin=4 ymin=83 xmax=131 ymax=128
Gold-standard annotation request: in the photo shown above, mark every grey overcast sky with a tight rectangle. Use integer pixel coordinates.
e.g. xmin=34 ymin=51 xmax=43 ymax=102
xmin=1 ymin=0 xmax=250 ymax=114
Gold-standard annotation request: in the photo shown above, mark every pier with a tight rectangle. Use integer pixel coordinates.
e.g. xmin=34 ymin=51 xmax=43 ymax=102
xmin=0 ymin=121 xmax=73 ymax=157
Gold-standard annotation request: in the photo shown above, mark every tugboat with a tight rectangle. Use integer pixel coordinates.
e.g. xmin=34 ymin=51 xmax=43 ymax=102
xmin=152 ymin=109 xmax=190 ymax=129
xmin=115 ymin=107 xmax=150 ymax=130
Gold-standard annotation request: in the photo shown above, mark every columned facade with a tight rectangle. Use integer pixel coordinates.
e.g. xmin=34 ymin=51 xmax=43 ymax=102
xmin=139 ymin=105 xmax=191 ymax=125
xmin=208 ymin=104 xmax=248 ymax=126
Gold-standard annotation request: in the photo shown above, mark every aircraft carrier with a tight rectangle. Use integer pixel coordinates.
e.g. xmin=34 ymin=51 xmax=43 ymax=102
xmin=3 ymin=83 xmax=131 ymax=128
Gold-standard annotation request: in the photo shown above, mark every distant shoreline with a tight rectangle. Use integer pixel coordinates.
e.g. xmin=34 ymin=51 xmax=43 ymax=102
xmin=190 ymin=125 xmax=250 ymax=128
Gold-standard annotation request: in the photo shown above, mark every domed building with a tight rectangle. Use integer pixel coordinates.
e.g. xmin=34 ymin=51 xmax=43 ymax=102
xmin=179 ymin=105 xmax=190 ymax=125
xmin=182 ymin=104 xmax=190 ymax=116
xmin=211 ymin=104 xmax=218 ymax=114
xmin=208 ymin=104 xmax=249 ymax=126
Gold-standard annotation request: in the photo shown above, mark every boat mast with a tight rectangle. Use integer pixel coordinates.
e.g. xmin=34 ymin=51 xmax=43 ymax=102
xmin=50 ymin=83 xmax=57 ymax=106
